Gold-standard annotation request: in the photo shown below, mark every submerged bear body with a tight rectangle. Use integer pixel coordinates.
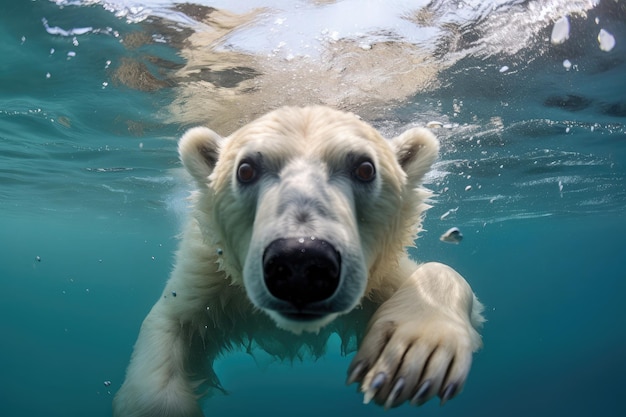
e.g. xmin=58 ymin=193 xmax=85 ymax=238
xmin=114 ymin=106 xmax=484 ymax=417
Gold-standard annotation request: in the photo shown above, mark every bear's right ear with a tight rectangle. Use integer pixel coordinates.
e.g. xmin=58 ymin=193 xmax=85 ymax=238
xmin=178 ymin=126 xmax=223 ymax=184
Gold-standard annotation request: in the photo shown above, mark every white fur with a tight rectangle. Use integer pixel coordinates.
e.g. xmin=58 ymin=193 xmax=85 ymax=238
xmin=114 ymin=106 xmax=483 ymax=416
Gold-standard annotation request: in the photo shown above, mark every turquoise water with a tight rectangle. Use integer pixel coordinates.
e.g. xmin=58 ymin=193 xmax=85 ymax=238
xmin=1 ymin=1 xmax=625 ymax=416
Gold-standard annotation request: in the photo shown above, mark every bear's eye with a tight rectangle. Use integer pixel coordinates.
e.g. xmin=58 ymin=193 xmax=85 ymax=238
xmin=353 ymin=159 xmax=376 ymax=182
xmin=237 ymin=160 xmax=258 ymax=184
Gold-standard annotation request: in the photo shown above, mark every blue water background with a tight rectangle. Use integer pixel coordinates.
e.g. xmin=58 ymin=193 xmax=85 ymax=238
xmin=1 ymin=1 xmax=625 ymax=416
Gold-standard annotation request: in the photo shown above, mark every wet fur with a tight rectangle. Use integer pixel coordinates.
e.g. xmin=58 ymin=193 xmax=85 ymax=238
xmin=114 ymin=106 xmax=483 ymax=417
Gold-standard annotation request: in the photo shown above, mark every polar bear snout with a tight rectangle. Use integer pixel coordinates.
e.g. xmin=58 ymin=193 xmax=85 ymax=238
xmin=263 ymin=237 xmax=341 ymax=314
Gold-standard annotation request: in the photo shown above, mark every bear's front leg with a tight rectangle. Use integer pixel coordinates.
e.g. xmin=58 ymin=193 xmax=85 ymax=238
xmin=113 ymin=300 xmax=205 ymax=417
xmin=347 ymin=262 xmax=484 ymax=409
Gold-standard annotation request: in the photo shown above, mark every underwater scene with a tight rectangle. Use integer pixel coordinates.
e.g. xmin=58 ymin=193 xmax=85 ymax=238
xmin=1 ymin=0 xmax=625 ymax=416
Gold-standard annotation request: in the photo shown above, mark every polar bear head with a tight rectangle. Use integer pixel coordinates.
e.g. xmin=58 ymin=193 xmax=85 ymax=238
xmin=179 ymin=106 xmax=438 ymax=334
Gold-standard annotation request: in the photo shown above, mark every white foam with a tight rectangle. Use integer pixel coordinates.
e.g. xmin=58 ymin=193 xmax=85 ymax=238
xmin=42 ymin=17 xmax=93 ymax=36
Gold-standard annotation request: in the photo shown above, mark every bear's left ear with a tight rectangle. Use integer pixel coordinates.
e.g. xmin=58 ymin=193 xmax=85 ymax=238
xmin=178 ymin=126 xmax=223 ymax=184
xmin=390 ymin=127 xmax=440 ymax=185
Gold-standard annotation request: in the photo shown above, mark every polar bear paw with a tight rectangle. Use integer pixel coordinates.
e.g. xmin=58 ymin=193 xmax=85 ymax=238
xmin=346 ymin=313 xmax=476 ymax=409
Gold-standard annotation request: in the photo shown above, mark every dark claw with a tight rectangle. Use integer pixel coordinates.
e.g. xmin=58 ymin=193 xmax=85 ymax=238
xmin=363 ymin=372 xmax=387 ymax=405
xmin=439 ymin=383 xmax=457 ymax=406
xmin=371 ymin=372 xmax=387 ymax=390
xmin=384 ymin=377 xmax=405 ymax=409
xmin=346 ymin=361 xmax=366 ymax=386
xmin=411 ymin=379 xmax=432 ymax=406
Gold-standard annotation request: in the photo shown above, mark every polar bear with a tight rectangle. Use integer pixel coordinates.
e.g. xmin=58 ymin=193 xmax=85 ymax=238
xmin=113 ymin=106 xmax=484 ymax=417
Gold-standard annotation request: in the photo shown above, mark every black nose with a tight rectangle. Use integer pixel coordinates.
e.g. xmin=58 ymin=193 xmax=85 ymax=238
xmin=263 ymin=237 xmax=341 ymax=309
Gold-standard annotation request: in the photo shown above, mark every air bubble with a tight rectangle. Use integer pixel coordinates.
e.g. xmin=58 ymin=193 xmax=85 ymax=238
xmin=598 ymin=29 xmax=615 ymax=52
xmin=551 ymin=16 xmax=570 ymax=45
